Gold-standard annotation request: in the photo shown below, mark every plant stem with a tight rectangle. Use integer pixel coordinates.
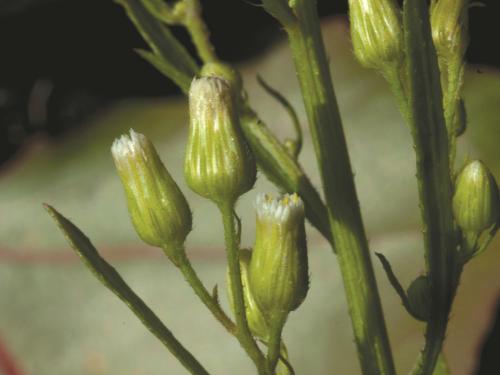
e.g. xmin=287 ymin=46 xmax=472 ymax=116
xmin=266 ymin=321 xmax=284 ymax=374
xmin=165 ymin=245 xmax=236 ymax=334
xmin=181 ymin=0 xmax=218 ymax=63
xmin=218 ymin=202 xmax=267 ymax=375
xmin=403 ymin=1 xmax=457 ymax=374
xmin=283 ymin=1 xmax=396 ymax=374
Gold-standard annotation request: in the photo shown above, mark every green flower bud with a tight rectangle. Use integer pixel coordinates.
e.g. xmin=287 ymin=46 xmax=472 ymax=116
xmin=184 ymin=76 xmax=256 ymax=205
xmin=227 ymin=249 xmax=270 ymax=340
xmin=348 ymin=0 xmax=403 ymax=70
xmin=407 ymin=275 xmax=431 ymax=322
xmin=453 ymin=160 xmax=499 ymax=233
xmin=249 ymin=193 xmax=309 ymax=324
xmin=112 ymin=130 xmax=192 ymax=248
xmin=431 ymin=0 xmax=469 ymax=60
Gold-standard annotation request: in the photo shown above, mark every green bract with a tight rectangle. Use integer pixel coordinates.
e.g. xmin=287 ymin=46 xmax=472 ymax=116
xmin=112 ymin=130 xmax=192 ymax=249
xmin=348 ymin=0 xmax=403 ymax=70
xmin=184 ymin=76 xmax=256 ymax=205
xmin=249 ymin=193 xmax=309 ymax=324
xmin=453 ymin=160 xmax=499 ymax=233
xmin=407 ymin=275 xmax=431 ymax=322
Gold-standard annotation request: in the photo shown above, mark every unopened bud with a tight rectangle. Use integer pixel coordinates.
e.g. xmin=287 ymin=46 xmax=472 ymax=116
xmin=112 ymin=130 xmax=192 ymax=248
xmin=453 ymin=160 xmax=499 ymax=233
xmin=407 ymin=275 xmax=430 ymax=322
xmin=349 ymin=0 xmax=403 ymax=70
xmin=184 ymin=76 xmax=256 ymax=205
xmin=227 ymin=249 xmax=270 ymax=340
xmin=431 ymin=0 xmax=469 ymax=60
xmin=249 ymin=193 xmax=309 ymax=324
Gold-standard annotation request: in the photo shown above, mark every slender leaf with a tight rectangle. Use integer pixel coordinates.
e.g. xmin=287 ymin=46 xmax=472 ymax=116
xmin=44 ymin=204 xmax=210 ymax=375
xmin=116 ymin=0 xmax=198 ymax=93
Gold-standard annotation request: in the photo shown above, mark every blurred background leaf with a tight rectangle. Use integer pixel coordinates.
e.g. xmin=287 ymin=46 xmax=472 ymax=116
xmin=0 ymin=12 xmax=499 ymax=375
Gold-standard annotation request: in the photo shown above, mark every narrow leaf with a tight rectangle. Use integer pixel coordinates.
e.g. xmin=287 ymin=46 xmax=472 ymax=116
xmin=44 ymin=204 xmax=209 ymax=375
xmin=375 ymin=252 xmax=419 ymax=320
xmin=116 ymin=0 xmax=198 ymax=93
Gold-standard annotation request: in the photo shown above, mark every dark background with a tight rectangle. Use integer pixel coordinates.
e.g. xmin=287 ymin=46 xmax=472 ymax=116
xmin=0 ymin=1 xmax=499 ymax=373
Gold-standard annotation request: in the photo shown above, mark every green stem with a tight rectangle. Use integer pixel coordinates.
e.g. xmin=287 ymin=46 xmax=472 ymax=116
xmin=403 ymin=1 xmax=457 ymax=374
xmin=283 ymin=1 xmax=396 ymax=374
xmin=266 ymin=321 xmax=284 ymax=374
xmin=165 ymin=245 xmax=236 ymax=334
xmin=181 ymin=0 xmax=218 ymax=63
xmin=218 ymin=202 xmax=267 ymax=375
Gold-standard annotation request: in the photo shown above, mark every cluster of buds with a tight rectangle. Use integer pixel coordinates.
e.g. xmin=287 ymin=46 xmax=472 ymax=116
xmin=453 ymin=160 xmax=499 ymax=257
xmin=112 ymin=74 xmax=309 ymax=342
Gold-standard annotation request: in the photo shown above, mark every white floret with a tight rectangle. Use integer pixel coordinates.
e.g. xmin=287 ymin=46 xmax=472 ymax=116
xmin=255 ymin=193 xmax=304 ymax=224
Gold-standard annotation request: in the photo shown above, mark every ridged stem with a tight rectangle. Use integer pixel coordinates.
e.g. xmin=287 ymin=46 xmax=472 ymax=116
xmin=282 ymin=1 xmax=396 ymax=373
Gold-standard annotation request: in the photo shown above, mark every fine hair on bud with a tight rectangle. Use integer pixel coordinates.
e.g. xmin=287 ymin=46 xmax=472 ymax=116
xmin=184 ymin=76 xmax=256 ymax=205
xmin=112 ymin=129 xmax=192 ymax=250
xmin=249 ymin=193 xmax=309 ymax=325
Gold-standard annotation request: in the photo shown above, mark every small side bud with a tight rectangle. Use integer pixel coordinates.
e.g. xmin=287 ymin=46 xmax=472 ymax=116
xmin=348 ymin=0 xmax=403 ymax=70
xmin=407 ymin=275 xmax=431 ymax=322
xmin=431 ymin=0 xmax=469 ymax=60
xmin=453 ymin=160 xmax=499 ymax=233
xmin=249 ymin=193 xmax=309 ymax=325
xmin=112 ymin=130 xmax=192 ymax=249
xmin=227 ymin=249 xmax=270 ymax=340
xmin=184 ymin=76 xmax=256 ymax=205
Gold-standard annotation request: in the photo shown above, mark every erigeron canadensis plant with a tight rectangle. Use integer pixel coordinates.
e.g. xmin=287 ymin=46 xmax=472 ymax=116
xmin=45 ymin=0 xmax=499 ymax=374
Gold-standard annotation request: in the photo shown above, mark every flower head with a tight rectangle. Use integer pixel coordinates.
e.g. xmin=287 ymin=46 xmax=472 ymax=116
xmin=112 ymin=130 xmax=192 ymax=249
xmin=184 ymin=76 xmax=256 ymax=205
xmin=249 ymin=193 xmax=309 ymax=324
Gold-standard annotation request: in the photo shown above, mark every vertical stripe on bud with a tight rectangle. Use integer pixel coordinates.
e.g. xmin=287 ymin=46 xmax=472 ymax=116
xmin=349 ymin=0 xmax=403 ymax=70
xmin=112 ymin=130 xmax=192 ymax=249
xmin=249 ymin=193 xmax=309 ymax=325
xmin=453 ymin=160 xmax=499 ymax=234
xmin=184 ymin=76 xmax=256 ymax=205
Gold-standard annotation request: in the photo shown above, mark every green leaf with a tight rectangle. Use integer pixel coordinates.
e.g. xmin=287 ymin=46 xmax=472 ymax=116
xmin=116 ymin=0 xmax=198 ymax=93
xmin=44 ymin=204 xmax=209 ymax=375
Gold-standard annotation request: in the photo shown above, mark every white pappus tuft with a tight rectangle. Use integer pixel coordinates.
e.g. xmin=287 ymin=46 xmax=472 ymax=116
xmin=254 ymin=193 xmax=304 ymax=224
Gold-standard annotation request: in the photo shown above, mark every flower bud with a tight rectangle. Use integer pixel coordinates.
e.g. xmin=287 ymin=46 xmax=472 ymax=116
xmin=431 ymin=0 xmax=469 ymax=60
xmin=407 ymin=275 xmax=431 ymax=322
xmin=453 ymin=160 xmax=499 ymax=233
xmin=349 ymin=0 xmax=403 ymax=70
xmin=227 ymin=249 xmax=270 ymax=340
xmin=112 ymin=130 xmax=192 ymax=248
xmin=184 ymin=76 xmax=256 ymax=205
xmin=249 ymin=193 xmax=309 ymax=324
